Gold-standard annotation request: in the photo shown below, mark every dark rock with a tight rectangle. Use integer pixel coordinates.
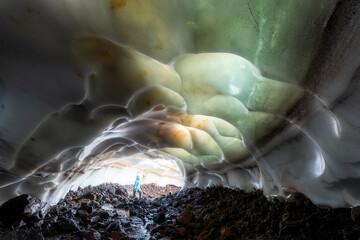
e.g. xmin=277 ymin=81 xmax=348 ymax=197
xmin=158 ymin=237 xmax=171 ymax=240
xmin=0 ymin=229 xmax=45 ymax=240
xmin=0 ymin=194 xmax=48 ymax=226
xmin=90 ymin=215 xmax=101 ymax=223
xmin=129 ymin=209 xmax=137 ymax=217
xmin=279 ymin=220 xmax=299 ymax=236
xmin=121 ymin=219 xmax=131 ymax=228
xmin=125 ymin=226 xmax=135 ymax=233
xmin=80 ymin=193 xmax=95 ymax=200
xmin=115 ymin=187 xmax=128 ymax=196
xmin=95 ymin=221 xmax=107 ymax=229
xmin=150 ymin=225 xmax=163 ymax=235
xmin=108 ymin=187 xmax=116 ymax=195
xmin=177 ymin=209 xmax=194 ymax=225
xmin=110 ymin=230 xmax=127 ymax=240
xmin=154 ymin=228 xmax=166 ymax=238
xmin=89 ymin=200 xmax=100 ymax=208
xmin=78 ymin=198 xmax=91 ymax=205
xmin=99 ymin=211 xmax=110 ymax=219
xmin=79 ymin=205 xmax=93 ymax=214
xmin=153 ymin=212 xmax=166 ymax=223
xmin=197 ymin=231 xmax=211 ymax=240
xmin=56 ymin=218 xmax=80 ymax=232
xmin=172 ymin=201 xmax=180 ymax=207
xmin=282 ymin=212 xmax=290 ymax=221
xmin=81 ymin=230 xmax=102 ymax=240
xmin=177 ymin=226 xmax=187 ymax=236
xmin=14 ymin=220 xmax=27 ymax=228
xmin=220 ymin=227 xmax=236 ymax=240
xmin=351 ymin=206 xmax=360 ymax=223
xmin=106 ymin=221 xmax=121 ymax=233
xmin=76 ymin=209 xmax=89 ymax=219
xmin=188 ymin=222 xmax=201 ymax=228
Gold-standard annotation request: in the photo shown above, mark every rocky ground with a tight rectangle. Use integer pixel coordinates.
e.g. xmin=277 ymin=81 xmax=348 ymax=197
xmin=0 ymin=184 xmax=359 ymax=240
xmin=122 ymin=183 xmax=180 ymax=199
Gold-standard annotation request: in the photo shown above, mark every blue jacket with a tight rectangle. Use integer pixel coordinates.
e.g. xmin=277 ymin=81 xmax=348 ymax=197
xmin=134 ymin=176 xmax=141 ymax=190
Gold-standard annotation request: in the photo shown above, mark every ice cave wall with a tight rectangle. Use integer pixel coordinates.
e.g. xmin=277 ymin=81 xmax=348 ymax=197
xmin=0 ymin=0 xmax=359 ymax=207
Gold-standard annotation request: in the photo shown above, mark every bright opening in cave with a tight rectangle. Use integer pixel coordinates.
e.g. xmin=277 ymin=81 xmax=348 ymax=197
xmin=46 ymin=154 xmax=184 ymax=204
xmin=0 ymin=0 xmax=360 ymax=239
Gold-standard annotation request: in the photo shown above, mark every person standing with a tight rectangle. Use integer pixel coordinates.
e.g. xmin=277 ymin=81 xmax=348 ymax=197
xmin=133 ymin=175 xmax=142 ymax=198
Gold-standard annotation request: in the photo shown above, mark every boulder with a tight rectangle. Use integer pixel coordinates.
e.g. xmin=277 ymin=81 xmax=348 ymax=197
xmin=0 ymin=194 xmax=48 ymax=225
xmin=351 ymin=206 xmax=360 ymax=223
xmin=177 ymin=209 xmax=194 ymax=225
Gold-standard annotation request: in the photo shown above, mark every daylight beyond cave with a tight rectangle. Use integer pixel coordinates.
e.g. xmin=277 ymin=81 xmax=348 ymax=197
xmin=0 ymin=0 xmax=359 ymax=207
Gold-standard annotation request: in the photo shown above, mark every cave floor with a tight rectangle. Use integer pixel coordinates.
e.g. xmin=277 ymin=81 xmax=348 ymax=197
xmin=0 ymin=184 xmax=359 ymax=240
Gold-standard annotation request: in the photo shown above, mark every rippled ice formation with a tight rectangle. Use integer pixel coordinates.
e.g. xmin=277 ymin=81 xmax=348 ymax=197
xmin=0 ymin=0 xmax=359 ymax=206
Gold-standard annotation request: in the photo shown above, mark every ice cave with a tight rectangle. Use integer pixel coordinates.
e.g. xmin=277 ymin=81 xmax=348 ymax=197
xmin=0 ymin=0 xmax=359 ymax=239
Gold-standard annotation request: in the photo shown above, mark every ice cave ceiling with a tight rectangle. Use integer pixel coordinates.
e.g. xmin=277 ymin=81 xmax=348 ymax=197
xmin=0 ymin=0 xmax=359 ymax=207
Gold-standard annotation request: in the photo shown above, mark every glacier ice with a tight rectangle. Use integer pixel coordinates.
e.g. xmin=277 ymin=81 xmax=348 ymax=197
xmin=0 ymin=0 xmax=359 ymax=207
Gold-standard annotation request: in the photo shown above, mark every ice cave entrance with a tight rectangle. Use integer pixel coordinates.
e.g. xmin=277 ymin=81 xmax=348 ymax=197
xmin=77 ymin=157 xmax=183 ymax=188
xmin=62 ymin=155 xmax=183 ymax=195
